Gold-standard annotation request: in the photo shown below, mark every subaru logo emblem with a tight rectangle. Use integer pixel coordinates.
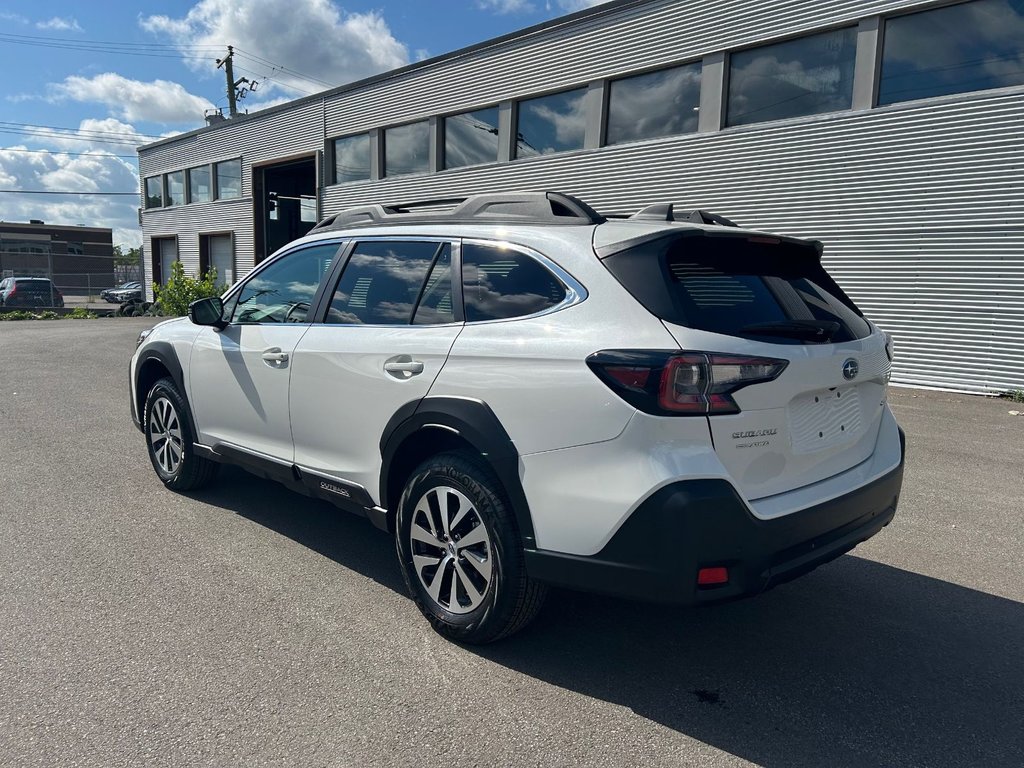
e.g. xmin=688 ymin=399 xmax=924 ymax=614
xmin=842 ymin=358 xmax=859 ymax=380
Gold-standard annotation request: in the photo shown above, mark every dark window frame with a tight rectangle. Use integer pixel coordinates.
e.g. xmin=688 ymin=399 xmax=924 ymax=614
xmin=604 ymin=59 xmax=703 ymax=146
xmin=383 ymin=120 xmax=431 ymax=178
xmin=514 ymin=85 xmax=589 ymax=159
xmin=144 ymin=176 xmax=163 ymax=209
xmin=214 ymin=157 xmax=243 ymax=200
xmin=163 ymin=170 xmax=186 ymax=207
xmin=187 ymin=164 xmax=213 ymax=204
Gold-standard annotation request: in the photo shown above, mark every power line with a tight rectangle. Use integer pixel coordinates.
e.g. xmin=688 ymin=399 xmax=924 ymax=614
xmin=0 ymin=120 xmax=162 ymax=139
xmin=0 ymin=147 xmax=139 ymax=160
xmin=232 ymin=48 xmax=335 ymax=88
xmin=0 ymin=190 xmax=139 ymax=195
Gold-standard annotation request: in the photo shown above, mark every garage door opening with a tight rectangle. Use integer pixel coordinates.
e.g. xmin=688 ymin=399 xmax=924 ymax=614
xmin=253 ymin=156 xmax=318 ymax=264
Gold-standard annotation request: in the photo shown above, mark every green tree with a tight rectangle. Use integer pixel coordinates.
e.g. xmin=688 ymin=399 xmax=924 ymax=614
xmin=112 ymin=244 xmax=142 ymax=266
xmin=153 ymin=261 xmax=221 ymax=316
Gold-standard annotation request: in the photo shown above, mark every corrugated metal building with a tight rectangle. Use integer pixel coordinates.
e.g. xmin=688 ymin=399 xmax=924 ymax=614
xmin=137 ymin=0 xmax=1024 ymax=394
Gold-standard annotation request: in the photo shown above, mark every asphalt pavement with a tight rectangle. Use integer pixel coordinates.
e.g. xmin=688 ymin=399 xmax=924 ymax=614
xmin=1 ymin=319 xmax=1022 ymax=767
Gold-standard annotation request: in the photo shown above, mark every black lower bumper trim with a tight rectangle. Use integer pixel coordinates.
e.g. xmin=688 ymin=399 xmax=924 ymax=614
xmin=525 ymin=430 xmax=905 ymax=605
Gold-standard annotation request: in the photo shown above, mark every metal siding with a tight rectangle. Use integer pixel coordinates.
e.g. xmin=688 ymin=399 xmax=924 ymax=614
xmin=139 ymin=0 xmax=1024 ymax=394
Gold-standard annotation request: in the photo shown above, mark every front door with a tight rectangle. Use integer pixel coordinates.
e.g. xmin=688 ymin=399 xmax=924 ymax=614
xmin=189 ymin=241 xmax=341 ymax=460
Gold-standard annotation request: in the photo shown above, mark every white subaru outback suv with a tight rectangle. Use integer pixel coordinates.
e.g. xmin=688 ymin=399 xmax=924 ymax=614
xmin=130 ymin=192 xmax=905 ymax=643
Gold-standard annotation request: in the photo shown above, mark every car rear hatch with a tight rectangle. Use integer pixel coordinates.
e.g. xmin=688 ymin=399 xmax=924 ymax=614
xmin=595 ymin=224 xmax=891 ymax=502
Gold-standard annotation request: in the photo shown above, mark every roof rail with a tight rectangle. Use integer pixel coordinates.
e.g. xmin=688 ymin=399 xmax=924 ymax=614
xmin=628 ymin=203 xmax=739 ymax=228
xmin=309 ymin=191 xmax=605 ymax=233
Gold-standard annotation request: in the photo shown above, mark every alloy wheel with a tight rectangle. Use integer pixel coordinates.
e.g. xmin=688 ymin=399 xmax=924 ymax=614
xmin=409 ymin=486 xmax=493 ymax=614
xmin=149 ymin=396 xmax=184 ymax=475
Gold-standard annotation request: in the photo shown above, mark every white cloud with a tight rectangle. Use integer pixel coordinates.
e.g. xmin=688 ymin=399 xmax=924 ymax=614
xmin=0 ymin=121 xmax=147 ymax=247
xmin=140 ymin=0 xmax=409 ymax=98
xmin=0 ymin=12 xmax=28 ymax=24
xmin=478 ymin=0 xmax=535 ymax=13
xmin=36 ymin=16 xmax=82 ymax=32
xmin=49 ymin=73 xmax=214 ymax=125
xmin=555 ymin=0 xmax=612 ymax=10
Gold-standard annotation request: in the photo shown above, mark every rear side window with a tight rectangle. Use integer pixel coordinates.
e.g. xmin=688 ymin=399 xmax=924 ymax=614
xmin=462 ymin=243 xmax=566 ymax=322
xmin=603 ymin=234 xmax=870 ymax=343
xmin=326 ymin=241 xmax=450 ymax=325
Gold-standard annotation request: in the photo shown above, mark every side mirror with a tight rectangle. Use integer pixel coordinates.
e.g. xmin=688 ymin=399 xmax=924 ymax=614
xmin=188 ymin=296 xmax=227 ymax=329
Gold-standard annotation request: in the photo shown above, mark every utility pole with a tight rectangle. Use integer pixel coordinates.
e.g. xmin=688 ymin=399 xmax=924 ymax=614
xmin=216 ymin=46 xmax=258 ymax=118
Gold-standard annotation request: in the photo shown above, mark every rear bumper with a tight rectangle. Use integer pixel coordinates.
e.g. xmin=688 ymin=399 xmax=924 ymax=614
xmin=525 ymin=428 xmax=905 ymax=605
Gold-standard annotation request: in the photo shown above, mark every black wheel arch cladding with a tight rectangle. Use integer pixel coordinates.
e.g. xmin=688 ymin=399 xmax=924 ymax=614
xmin=380 ymin=396 xmax=536 ymax=548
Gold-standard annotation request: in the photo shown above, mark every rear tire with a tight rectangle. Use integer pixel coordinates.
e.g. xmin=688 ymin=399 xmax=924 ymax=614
xmin=395 ymin=451 xmax=546 ymax=644
xmin=144 ymin=377 xmax=219 ymax=491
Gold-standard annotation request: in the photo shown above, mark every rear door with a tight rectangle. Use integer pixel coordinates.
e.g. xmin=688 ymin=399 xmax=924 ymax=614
xmin=289 ymin=238 xmax=462 ymax=498
xmin=602 ymin=230 xmax=891 ymax=501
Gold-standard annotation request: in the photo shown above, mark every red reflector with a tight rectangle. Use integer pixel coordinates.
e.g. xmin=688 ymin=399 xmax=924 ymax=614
xmin=697 ymin=567 xmax=729 ymax=586
xmin=604 ymin=366 xmax=651 ymax=390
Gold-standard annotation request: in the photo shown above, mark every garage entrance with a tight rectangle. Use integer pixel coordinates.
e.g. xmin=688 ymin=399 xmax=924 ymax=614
xmin=253 ymin=156 xmax=318 ymax=264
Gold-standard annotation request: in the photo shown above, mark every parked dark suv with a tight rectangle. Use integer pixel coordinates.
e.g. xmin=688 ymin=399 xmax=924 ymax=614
xmin=0 ymin=277 xmax=65 ymax=308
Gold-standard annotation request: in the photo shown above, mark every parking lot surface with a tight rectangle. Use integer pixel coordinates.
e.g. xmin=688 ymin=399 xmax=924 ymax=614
xmin=1 ymin=319 xmax=1022 ymax=767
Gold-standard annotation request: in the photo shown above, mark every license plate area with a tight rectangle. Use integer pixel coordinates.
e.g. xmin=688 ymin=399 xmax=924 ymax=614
xmin=788 ymin=386 xmax=862 ymax=454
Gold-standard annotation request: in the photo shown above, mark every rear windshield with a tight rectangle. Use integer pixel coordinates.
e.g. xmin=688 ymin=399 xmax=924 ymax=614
xmin=602 ymin=233 xmax=870 ymax=344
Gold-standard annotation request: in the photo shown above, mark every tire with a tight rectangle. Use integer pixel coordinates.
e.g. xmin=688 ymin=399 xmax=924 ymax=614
xmin=395 ymin=451 xmax=546 ymax=644
xmin=143 ymin=377 xmax=219 ymax=491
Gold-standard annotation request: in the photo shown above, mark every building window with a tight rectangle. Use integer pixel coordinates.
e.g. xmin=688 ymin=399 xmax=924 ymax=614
xmin=606 ymin=62 xmax=702 ymax=145
xmin=444 ymin=107 xmax=500 ymax=169
xmin=879 ymin=0 xmax=1024 ymax=105
xmin=144 ymin=177 xmax=162 ymax=209
xmin=384 ymin=121 xmax=429 ymax=177
xmin=200 ymin=233 xmax=235 ymax=286
xmin=333 ymin=133 xmax=370 ymax=183
xmin=188 ymin=165 xmax=212 ymax=203
xmin=515 ymin=88 xmax=587 ymax=158
xmin=215 ymin=159 xmax=242 ymax=199
xmin=165 ymin=170 xmax=185 ymax=207
xmin=727 ymin=27 xmax=858 ymax=127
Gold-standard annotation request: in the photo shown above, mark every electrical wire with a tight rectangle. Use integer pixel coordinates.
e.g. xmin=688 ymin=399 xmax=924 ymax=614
xmin=0 ymin=190 xmax=139 ymax=195
xmin=0 ymin=147 xmax=139 ymax=160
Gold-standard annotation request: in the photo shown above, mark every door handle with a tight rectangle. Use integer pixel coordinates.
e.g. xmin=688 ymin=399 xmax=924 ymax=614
xmin=384 ymin=359 xmax=424 ymax=376
xmin=262 ymin=347 xmax=289 ymax=363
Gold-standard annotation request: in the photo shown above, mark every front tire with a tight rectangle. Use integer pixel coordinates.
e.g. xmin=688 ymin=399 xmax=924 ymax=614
xmin=144 ymin=377 xmax=219 ymax=491
xmin=395 ymin=451 xmax=545 ymax=644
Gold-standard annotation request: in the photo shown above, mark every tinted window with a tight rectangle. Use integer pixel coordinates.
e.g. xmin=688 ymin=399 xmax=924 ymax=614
xmin=879 ymin=0 xmax=1024 ymax=105
xmin=607 ymin=63 xmax=702 ymax=144
xmin=444 ymin=107 xmax=500 ymax=169
xmin=165 ymin=171 xmax=185 ymax=206
xmin=334 ymin=133 xmax=370 ymax=183
xmin=231 ymin=243 xmax=338 ymax=324
xmin=384 ymin=122 xmax=429 ymax=177
xmin=515 ymin=88 xmax=587 ymax=158
xmin=603 ymin=235 xmax=870 ymax=343
xmin=188 ymin=165 xmax=211 ymax=203
xmin=216 ymin=159 xmax=242 ymax=199
xmin=462 ymin=243 xmax=567 ymax=322
xmin=144 ymin=176 xmax=162 ymax=208
xmin=327 ymin=241 xmax=445 ymax=325
xmin=727 ymin=28 xmax=857 ymax=127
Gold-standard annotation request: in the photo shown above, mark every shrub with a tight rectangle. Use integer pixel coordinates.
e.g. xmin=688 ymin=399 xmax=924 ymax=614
xmin=37 ymin=310 xmax=60 ymax=320
xmin=153 ymin=261 xmax=221 ymax=317
xmin=65 ymin=308 xmax=97 ymax=320
xmin=0 ymin=310 xmax=33 ymax=321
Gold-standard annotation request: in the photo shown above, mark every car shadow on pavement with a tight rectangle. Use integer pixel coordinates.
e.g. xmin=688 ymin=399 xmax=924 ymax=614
xmin=200 ymin=467 xmax=1022 ymax=767
xmin=479 ymin=556 xmax=1024 ymax=768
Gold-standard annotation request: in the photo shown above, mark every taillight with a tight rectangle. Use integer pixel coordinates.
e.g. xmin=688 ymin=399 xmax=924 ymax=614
xmin=587 ymin=350 xmax=788 ymax=416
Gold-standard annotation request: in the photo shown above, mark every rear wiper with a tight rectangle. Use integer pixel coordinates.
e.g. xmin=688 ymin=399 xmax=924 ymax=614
xmin=740 ymin=319 xmax=841 ymax=342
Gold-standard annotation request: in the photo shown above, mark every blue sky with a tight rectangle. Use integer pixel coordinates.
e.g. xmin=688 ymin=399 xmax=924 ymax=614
xmin=0 ymin=0 xmax=606 ymax=245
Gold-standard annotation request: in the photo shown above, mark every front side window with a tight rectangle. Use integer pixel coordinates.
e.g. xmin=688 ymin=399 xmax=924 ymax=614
xmin=606 ymin=62 xmax=702 ymax=145
xmin=189 ymin=165 xmax=211 ymax=203
xmin=384 ymin=122 xmax=429 ymax=177
xmin=144 ymin=176 xmax=162 ymax=208
xmin=727 ymin=27 xmax=858 ymax=127
xmin=216 ymin=159 xmax=242 ymax=199
xmin=326 ymin=240 xmax=449 ymax=325
xmin=879 ymin=0 xmax=1024 ymax=105
xmin=462 ymin=243 xmax=566 ymax=322
xmin=334 ymin=133 xmax=370 ymax=183
xmin=515 ymin=87 xmax=587 ymax=158
xmin=165 ymin=171 xmax=185 ymax=206
xmin=231 ymin=242 xmax=339 ymax=324
xmin=444 ymin=107 xmax=500 ymax=169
